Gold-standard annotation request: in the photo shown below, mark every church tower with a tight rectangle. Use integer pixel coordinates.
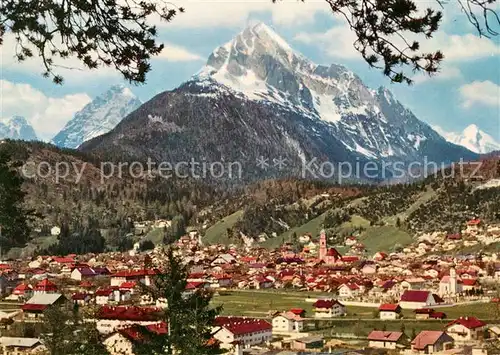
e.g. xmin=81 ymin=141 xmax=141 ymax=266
xmin=450 ymin=266 xmax=457 ymax=295
xmin=319 ymin=230 xmax=327 ymax=261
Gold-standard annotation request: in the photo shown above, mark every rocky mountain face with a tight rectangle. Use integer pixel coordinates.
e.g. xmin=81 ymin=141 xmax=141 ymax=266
xmin=81 ymin=23 xmax=478 ymax=182
xmin=0 ymin=116 xmax=38 ymax=141
xmin=435 ymin=124 xmax=500 ymax=154
xmin=52 ymin=85 xmax=142 ymax=149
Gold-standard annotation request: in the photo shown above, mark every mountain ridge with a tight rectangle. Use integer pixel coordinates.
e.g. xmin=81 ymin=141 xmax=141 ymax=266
xmin=80 ymin=22 xmax=478 ymax=182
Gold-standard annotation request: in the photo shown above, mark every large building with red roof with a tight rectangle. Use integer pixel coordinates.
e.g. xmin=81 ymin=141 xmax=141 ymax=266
xmin=110 ymin=269 xmax=158 ymax=287
xmin=213 ymin=316 xmax=272 ymax=349
xmin=399 ymin=290 xmax=440 ymax=309
xmin=95 ymin=306 xmax=164 ymax=334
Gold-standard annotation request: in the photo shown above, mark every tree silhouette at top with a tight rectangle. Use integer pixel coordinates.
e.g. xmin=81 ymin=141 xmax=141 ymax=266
xmin=1 ymin=0 xmax=498 ymax=84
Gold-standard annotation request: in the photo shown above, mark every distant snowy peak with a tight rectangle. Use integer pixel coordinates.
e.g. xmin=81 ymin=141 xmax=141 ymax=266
xmin=52 ymin=84 xmax=142 ymax=149
xmin=0 ymin=116 xmax=38 ymax=141
xmin=435 ymin=124 xmax=500 ymax=154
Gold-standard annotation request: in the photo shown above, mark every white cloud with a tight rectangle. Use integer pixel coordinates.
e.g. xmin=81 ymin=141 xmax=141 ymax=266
xmin=0 ymin=80 xmax=91 ymax=140
xmin=161 ymin=0 xmax=329 ymax=28
xmin=295 ymin=24 xmax=358 ymax=59
xmin=459 ymin=80 xmax=500 ymax=108
xmin=156 ymin=43 xmax=203 ymax=61
xmin=413 ymin=65 xmax=462 ymax=84
xmin=425 ymin=33 xmax=500 ymax=61
xmin=295 ymin=23 xmax=500 ymax=62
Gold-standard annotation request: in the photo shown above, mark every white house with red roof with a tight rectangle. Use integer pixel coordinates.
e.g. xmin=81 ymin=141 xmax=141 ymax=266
xmin=21 ymin=293 xmax=66 ymax=320
xmin=213 ymin=317 xmax=272 ymax=349
xmin=466 ymin=219 xmax=482 ymax=233
xmin=6 ymin=284 xmax=33 ymax=301
xmin=103 ymin=322 xmax=167 ymax=355
xmin=272 ymin=311 xmax=304 ymax=333
xmin=367 ymin=330 xmax=405 ymax=349
xmin=312 ymin=299 xmax=346 ymax=318
xmin=445 ymin=316 xmax=487 ymax=342
xmin=378 ymin=304 xmax=402 ymax=320
xmin=399 ymin=290 xmax=438 ymax=309
xmin=338 ymin=283 xmax=360 ymax=298
xmin=95 ymin=288 xmax=117 ymax=305
xmin=373 ymin=252 xmax=388 ymax=261
xmin=110 ymin=269 xmax=158 ymax=287
xmin=411 ymin=331 xmax=454 ymax=354
xmin=33 ymin=279 xmax=58 ymax=295
xmin=94 ymin=306 xmax=163 ymax=334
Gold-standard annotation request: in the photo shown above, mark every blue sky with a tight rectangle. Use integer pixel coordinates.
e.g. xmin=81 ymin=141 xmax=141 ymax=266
xmin=1 ymin=0 xmax=499 ymax=142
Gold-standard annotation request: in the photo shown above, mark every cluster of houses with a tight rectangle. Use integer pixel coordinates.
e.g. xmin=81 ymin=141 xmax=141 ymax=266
xmin=0 ymin=219 xmax=498 ymax=353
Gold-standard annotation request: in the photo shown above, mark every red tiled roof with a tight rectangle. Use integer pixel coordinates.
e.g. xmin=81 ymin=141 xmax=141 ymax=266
xmin=412 ymin=331 xmax=452 ymax=350
xmin=95 ymin=288 xmax=114 ymax=296
xmin=462 ymin=278 xmax=478 ymax=286
xmin=400 ymin=290 xmax=430 ymax=303
xmin=97 ymin=306 xmax=163 ymax=321
xmin=379 ymin=304 xmax=401 ymax=312
xmin=120 ymin=281 xmax=137 ymax=289
xmin=72 ymin=293 xmax=90 ymax=300
xmin=214 ymin=317 xmax=271 ymax=335
xmin=430 ymin=312 xmax=446 ymax=319
xmin=119 ymin=322 xmax=168 ymax=341
xmin=467 ymin=219 xmax=481 ymax=226
xmin=13 ymin=283 xmax=32 ymax=295
xmin=446 ymin=316 xmax=486 ymax=329
xmin=368 ymin=331 xmax=403 ymax=342
xmin=21 ymin=304 xmax=48 ymax=312
xmin=326 ymin=248 xmax=341 ymax=258
xmin=186 ymin=281 xmax=206 ymax=290
xmin=79 ymin=281 xmax=93 ymax=288
xmin=112 ymin=269 xmax=159 ymax=278
xmin=415 ymin=308 xmax=434 ymax=314
xmin=34 ymin=278 xmax=58 ymax=291
xmin=313 ymin=299 xmax=343 ymax=309
xmin=289 ymin=308 xmax=305 ymax=315
xmin=51 ymin=257 xmax=74 ymax=264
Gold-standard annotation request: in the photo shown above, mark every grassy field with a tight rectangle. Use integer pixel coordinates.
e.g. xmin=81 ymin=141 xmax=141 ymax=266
xmin=213 ymin=290 xmax=498 ymax=321
xmin=212 ymin=290 xmax=500 ymax=339
xmin=203 ymin=210 xmax=244 ymax=245
xmin=213 ymin=290 xmax=319 ymax=316
xmin=358 ymin=226 xmax=413 ymax=254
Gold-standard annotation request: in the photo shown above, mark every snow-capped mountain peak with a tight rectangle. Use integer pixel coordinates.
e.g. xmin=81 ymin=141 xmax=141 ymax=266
xmin=0 ymin=116 xmax=38 ymax=141
xmin=189 ymin=22 xmax=451 ymax=160
xmin=51 ymin=85 xmax=142 ymax=149
xmin=434 ymin=124 xmax=500 ymax=154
